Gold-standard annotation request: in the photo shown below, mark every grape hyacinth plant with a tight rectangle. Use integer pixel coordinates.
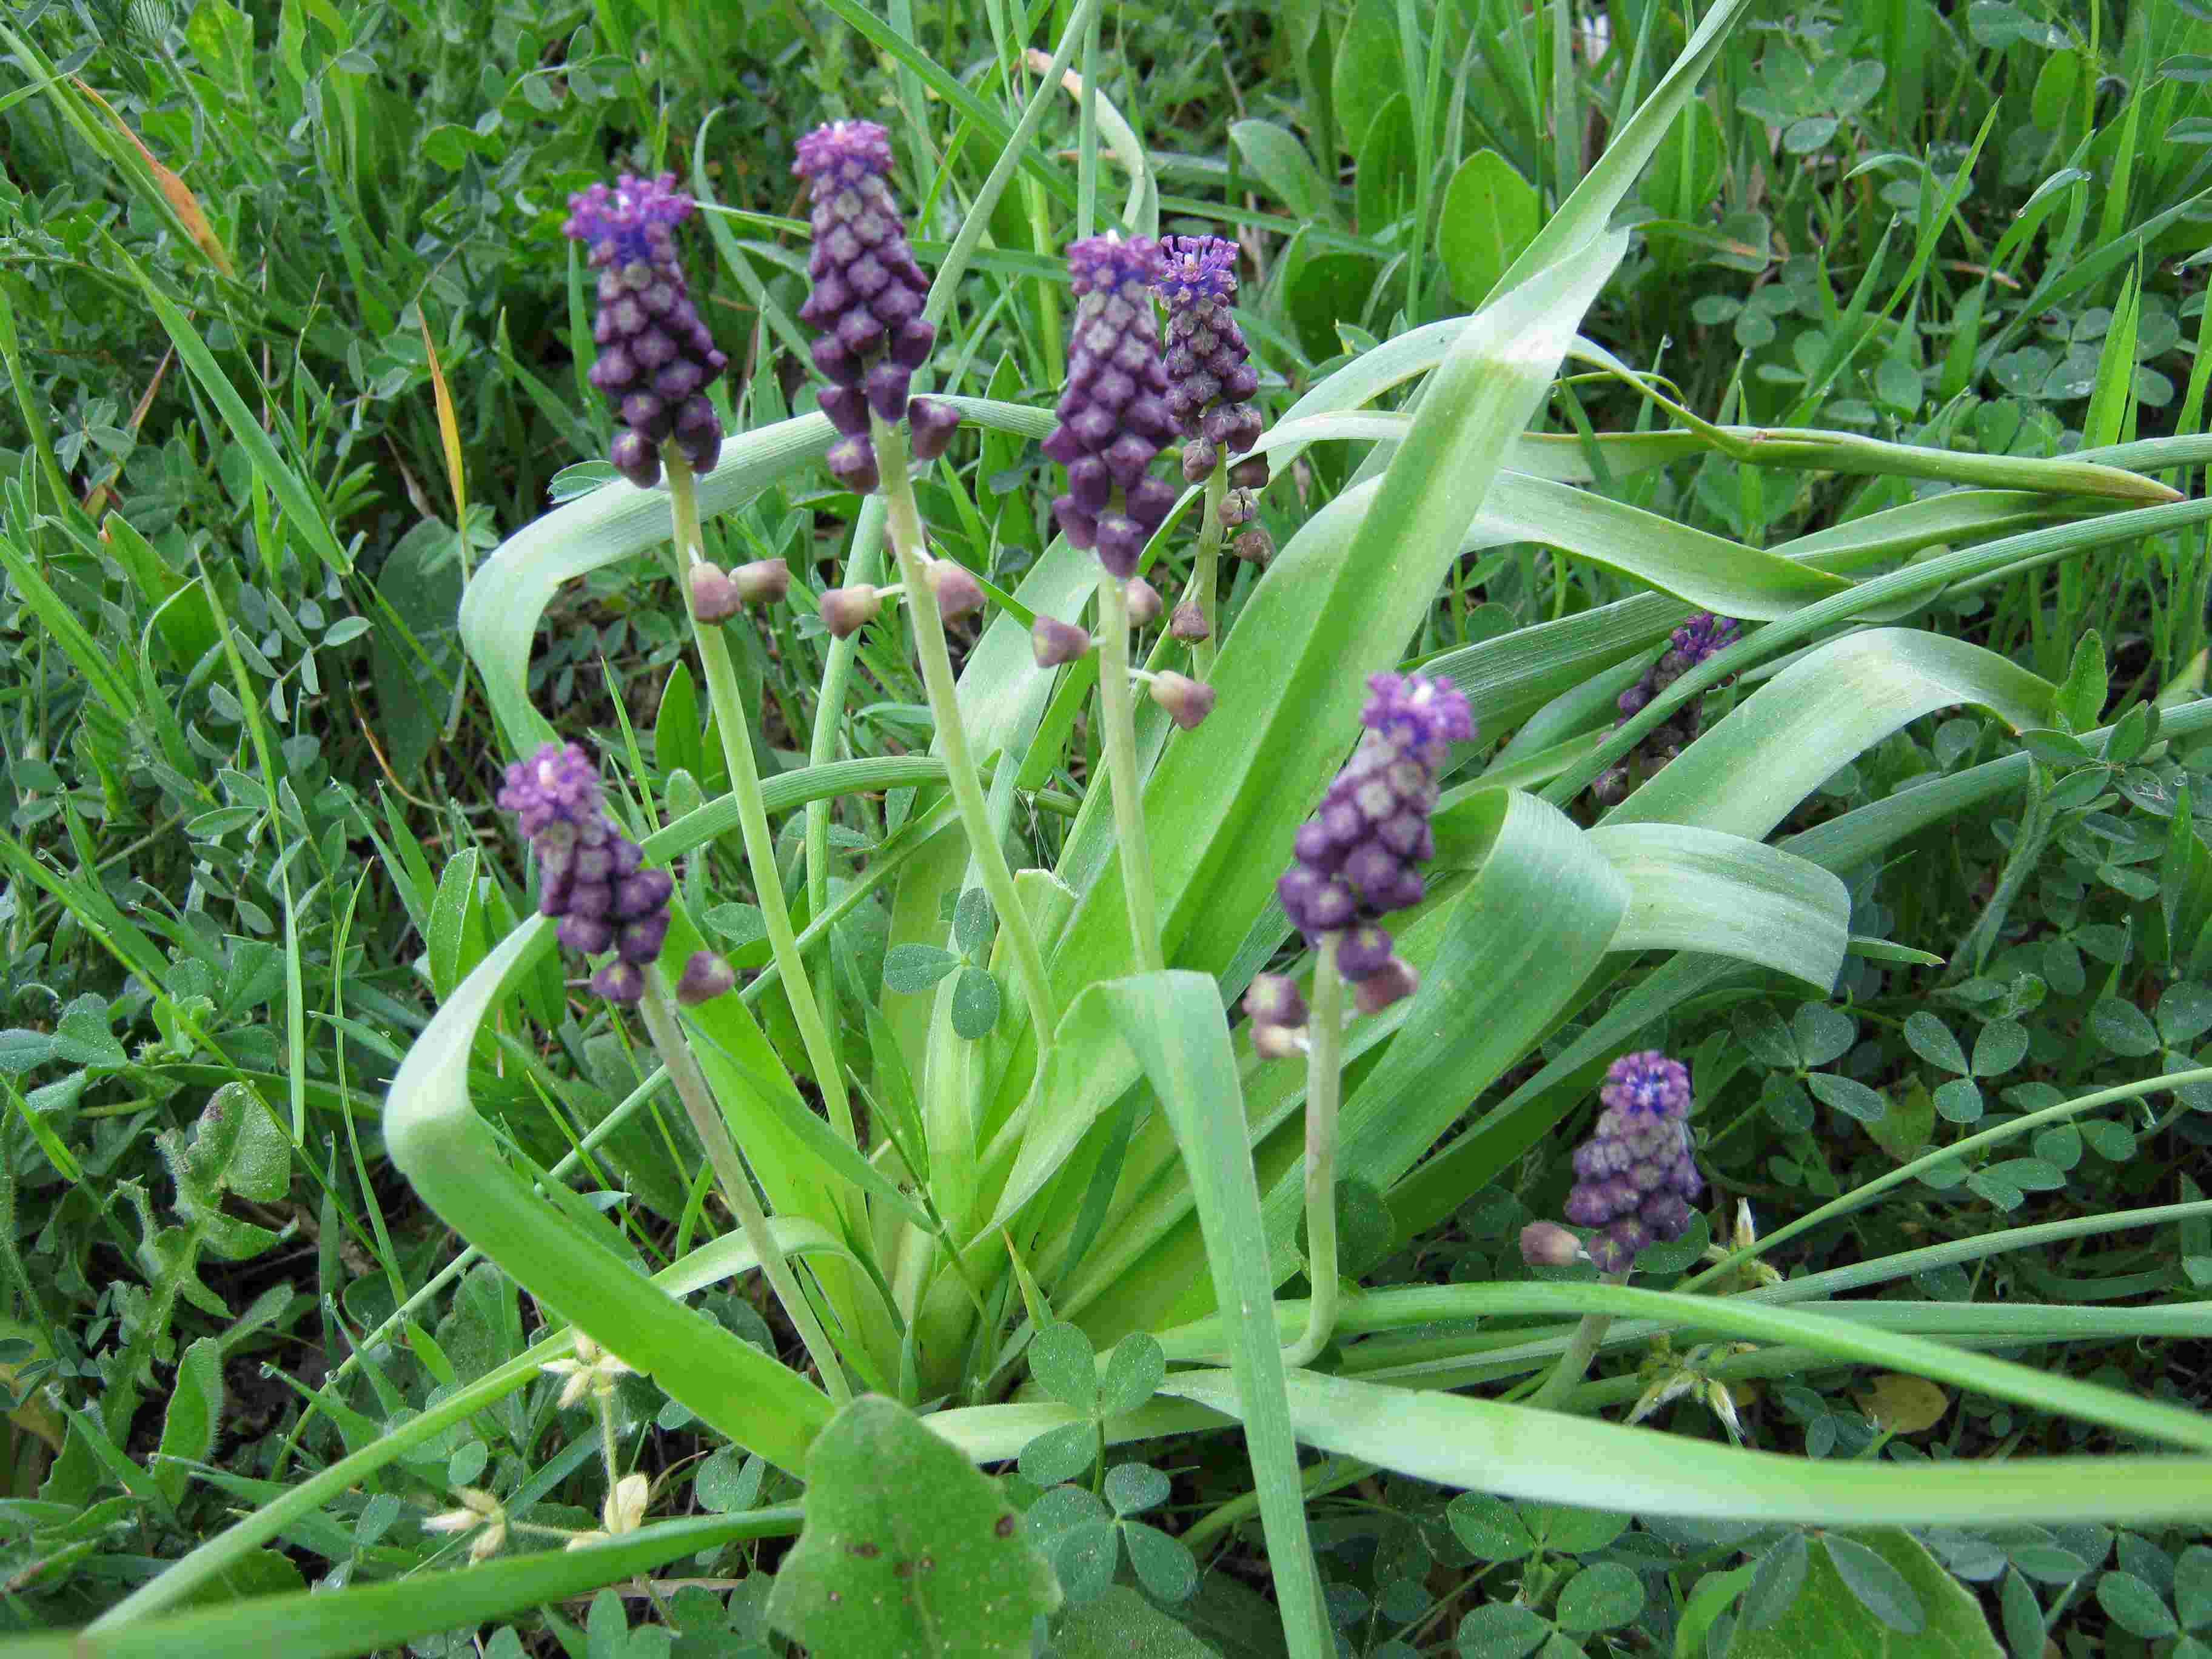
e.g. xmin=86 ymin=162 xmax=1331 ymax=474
xmin=1592 ymin=610 xmax=1742 ymax=804
xmin=562 ymin=173 xmax=728 ymax=489
xmin=1267 ymin=672 xmax=1472 ymax=1364
xmin=792 ymin=119 xmax=1059 ymax=1057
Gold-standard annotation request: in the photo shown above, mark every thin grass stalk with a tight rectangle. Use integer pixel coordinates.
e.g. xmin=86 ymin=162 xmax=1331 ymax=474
xmin=872 ymin=417 xmax=1057 ymax=1050
xmin=1097 ymin=571 xmax=1165 ymax=971
xmin=1284 ymin=942 xmax=1343 ymax=1368
xmin=637 ymin=974 xmax=852 ymax=1406
xmin=664 ymin=451 xmax=860 ymax=1156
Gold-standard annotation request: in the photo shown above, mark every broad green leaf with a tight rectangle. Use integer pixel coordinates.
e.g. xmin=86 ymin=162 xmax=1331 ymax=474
xmin=1229 ymin=119 xmax=1334 ymax=224
xmin=1586 ymin=824 xmax=1849 ymax=989
xmin=153 ymin=1338 xmax=223 ymax=1507
xmin=1726 ymin=1530 xmax=1998 ymax=1658
xmin=1438 ymin=150 xmax=1541 ymax=307
xmin=765 ymin=1395 xmax=1057 ymax=1659
xmin=1051 ymin=1586 xmax=1221 ymax=1657
xmin=1158 ymin=1367 xmax=2212 ymax=1527
xmin=1603 ymin=629 xmax=2055 ymax=840
xmin=1098 ymin=973 xmax=1330 ymax=1659
xmin=386 ymin=922 xmax=833 ymax=1475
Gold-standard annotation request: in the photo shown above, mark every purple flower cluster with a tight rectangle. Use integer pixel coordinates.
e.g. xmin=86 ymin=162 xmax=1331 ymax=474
xmin=1593 ymin=611 xmax=1742 ymax=805
xmin=563 ymin=174 xmax=728 ymax=490
xmin=1563 ymin=1050 xmax=1704 ymax=1272
xmin=1044 ymin=235 xmax=1181 ymax=579
xmin=1155 ymin=236 xmax=1262 ymax=471
xmin=792 ymin=121 xmax=958 ymax=494
xmin=1275 ymin=674 xmax=1472 ymax=1014
xmin=498 ymin=743 xmax=673 ymax=1005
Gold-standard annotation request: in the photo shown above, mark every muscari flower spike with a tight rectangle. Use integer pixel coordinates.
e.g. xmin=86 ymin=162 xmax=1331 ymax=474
xmin=1045 ymin=235 xmax=1180 ymax=579
xmin=1275 ymin=674 xmax=1473 ymax=1011
xmin=497 ymin=742 xmax=674 ymax=1005
xmin=1593 ymin=611 xmax=1742 ymax=805
xmin=1154 ymin=235 xmax=1264 ymax=486
xmin=563 ymin=173 xmax=729 ymax=491
xmin=792 ymin=121 xmax=959 ymax=492
xmin=1562 ymin=1050 xmax=1704 ymax=1273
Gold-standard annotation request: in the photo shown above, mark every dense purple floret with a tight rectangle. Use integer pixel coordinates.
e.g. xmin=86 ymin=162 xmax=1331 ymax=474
xmin=1044 ymin=235 xmax=1178 ymax=578
xmin=1154 ymin=235 xmax=1262 ymax=463
xmin=1563 ymin=1050 xmax=1703 ymax=1272
xmin=563 ymin=173 xmax=728 ymax=489
xmin=498 ymin=743 xmax=674 ymax=1002
xmin=793 ymin=121 xmax=955 ymax=489
xmin=1276 ymin=674 xmax=1473 ymax=982
xmin=1593 ymin=611 xmax=1742 ymax=805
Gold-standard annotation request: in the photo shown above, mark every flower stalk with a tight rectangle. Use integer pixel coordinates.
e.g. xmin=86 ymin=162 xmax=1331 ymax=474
xmin=873 ymin=416 xmax=1059 ymax=1048
xmin=1282 ymin=939 xmax=1344 ymax=1367
xmin=1097 ymin=571 xmax=1165 ymax=971
xmin=665 ymin=449 xmax=860 ymax=1155
xmin=637 ymin=969 xmax=853 ymax=1406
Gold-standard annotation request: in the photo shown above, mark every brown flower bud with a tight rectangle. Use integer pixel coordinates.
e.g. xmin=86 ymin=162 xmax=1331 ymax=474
xmin=1149 ymin=671 xmax=1215 ymax=730
xmin=1520 ymin=1221 xmax=1586 ymax=1269
xmin=1228 ymin=455 xmax=1270 ymax=490
xmin=731 ymin=558 xmax=789 ymax=606
xmin=1169 ymin=600 xmax=1210 ymax=642
xmin=688 ymin=565 xmax=743 ymax=624
xmin=1124 ymin=576 xmax=1163 ymax=628
xmin=820 ymin=585 xmax=883 ymax=638
xmin=1352 ymin=954 xmax=1419 ymax=1016
xmin=1031 ymin=615 xmax=1094 ymax=668
xmin=1232 ymin=527 xmax=1274 ymax=564
xmin=930 ymin=559 xmax=985 ymax=622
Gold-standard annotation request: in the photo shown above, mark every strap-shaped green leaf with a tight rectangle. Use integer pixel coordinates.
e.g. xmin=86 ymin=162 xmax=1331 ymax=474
xmin=1160 ymin=1367 xmax=2212 ymax=1527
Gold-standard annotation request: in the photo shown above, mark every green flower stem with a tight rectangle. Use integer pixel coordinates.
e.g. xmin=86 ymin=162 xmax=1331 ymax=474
xmin=1283 ymin=940 xmax=1344 ymax=1369
xmin=638 ymin=972 xmax=852 ymax=1406
xmin=1527 ymin=1267 xmax=1632 ymax=1409
xmin=1097 ymin=570 xmax=1165 ymax=971
xmin=805 ymin=496 xmax=888 ymax=1106
xmin=664 ymin=449 xmax=859 ymax=1155
xmin=1189 ymin=461 xmax=1227 ymax=678
xmin=871 ymin=414 xmax=1058 ymax=1047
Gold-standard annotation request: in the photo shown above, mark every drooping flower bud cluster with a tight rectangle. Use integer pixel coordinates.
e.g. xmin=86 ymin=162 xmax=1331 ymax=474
xmin=498 ymin=742 xmax=673 ymax=1006
xmin=1562 ymin=1050 xmax=1704 ymax=1273
xmin=1275 ymin=674 xmax=1472 ymax=1013
xmin=1592 ymin=611 xmax=1742 ymax=805
xmin=1044 ymin=235 xmax=1181 ymax=579
xmin=791 ymin=121 xmax=960 ymax=493
xmin=563 ymin=173 xmax=728 ymax=491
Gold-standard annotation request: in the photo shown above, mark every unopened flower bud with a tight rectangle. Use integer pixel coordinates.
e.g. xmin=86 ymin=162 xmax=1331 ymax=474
xmin=1232 ymin=527 xmax=1274 ymax=564
xmin=1243 ymin=973 xmax=1307 ymax=1028
xmin=689 ymin=564 xmax=743 ymax=623
xmin=909 ymin=397 xmax=960 ymax=461
xmin=1352 ymin=955 xmax=1419 ymax=1015
xmin=820 ymin=585 xmax=883 ymax=638
xmin=1182 ymin=438 xmax=1218 ymax=482
xmin=930 ymin=559 xmax=985 ymax=622
xmin=1124 ymin=577 xmax=1162 ymax=628
xmin=732 ymin=558 xmax=789 ymax=606
xmin=1170 ymin=600 xmax=1210 ymax=642
xmin=1219 ymin=487 xmax=1255 ymax=528
xmin=1252 ymin=1021 xmax=1305 ymax=1059
xmin=1031 ymin=615 xmax=1094 ymax=667
xmin=1229 ymin=455 xmax=1270 ymax=489
xmin=826 ymin=435 xmax=879 ymax=494
xmin=591 ymin=962 xmax=645 ymax=1005
xmin=1150 ymin=671 xmax=1215 ymax=730
xmin=1520 ymin=1221 xmax=1586 ymax=1269
xmin=676 ymin=950 xmax=736 ymax=1005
